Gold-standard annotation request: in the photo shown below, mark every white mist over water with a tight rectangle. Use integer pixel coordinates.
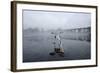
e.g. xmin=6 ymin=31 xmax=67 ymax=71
xmin=23 ymin=10 xmax=91 ymax=30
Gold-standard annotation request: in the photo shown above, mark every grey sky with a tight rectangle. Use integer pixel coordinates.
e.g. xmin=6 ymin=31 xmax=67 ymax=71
xmin=23 ymin=10 xmax=91 ymax=30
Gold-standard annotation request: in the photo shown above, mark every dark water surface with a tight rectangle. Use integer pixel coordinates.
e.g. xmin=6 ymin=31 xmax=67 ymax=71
xmin=23 ymin=31 xmax=91 ymax=62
